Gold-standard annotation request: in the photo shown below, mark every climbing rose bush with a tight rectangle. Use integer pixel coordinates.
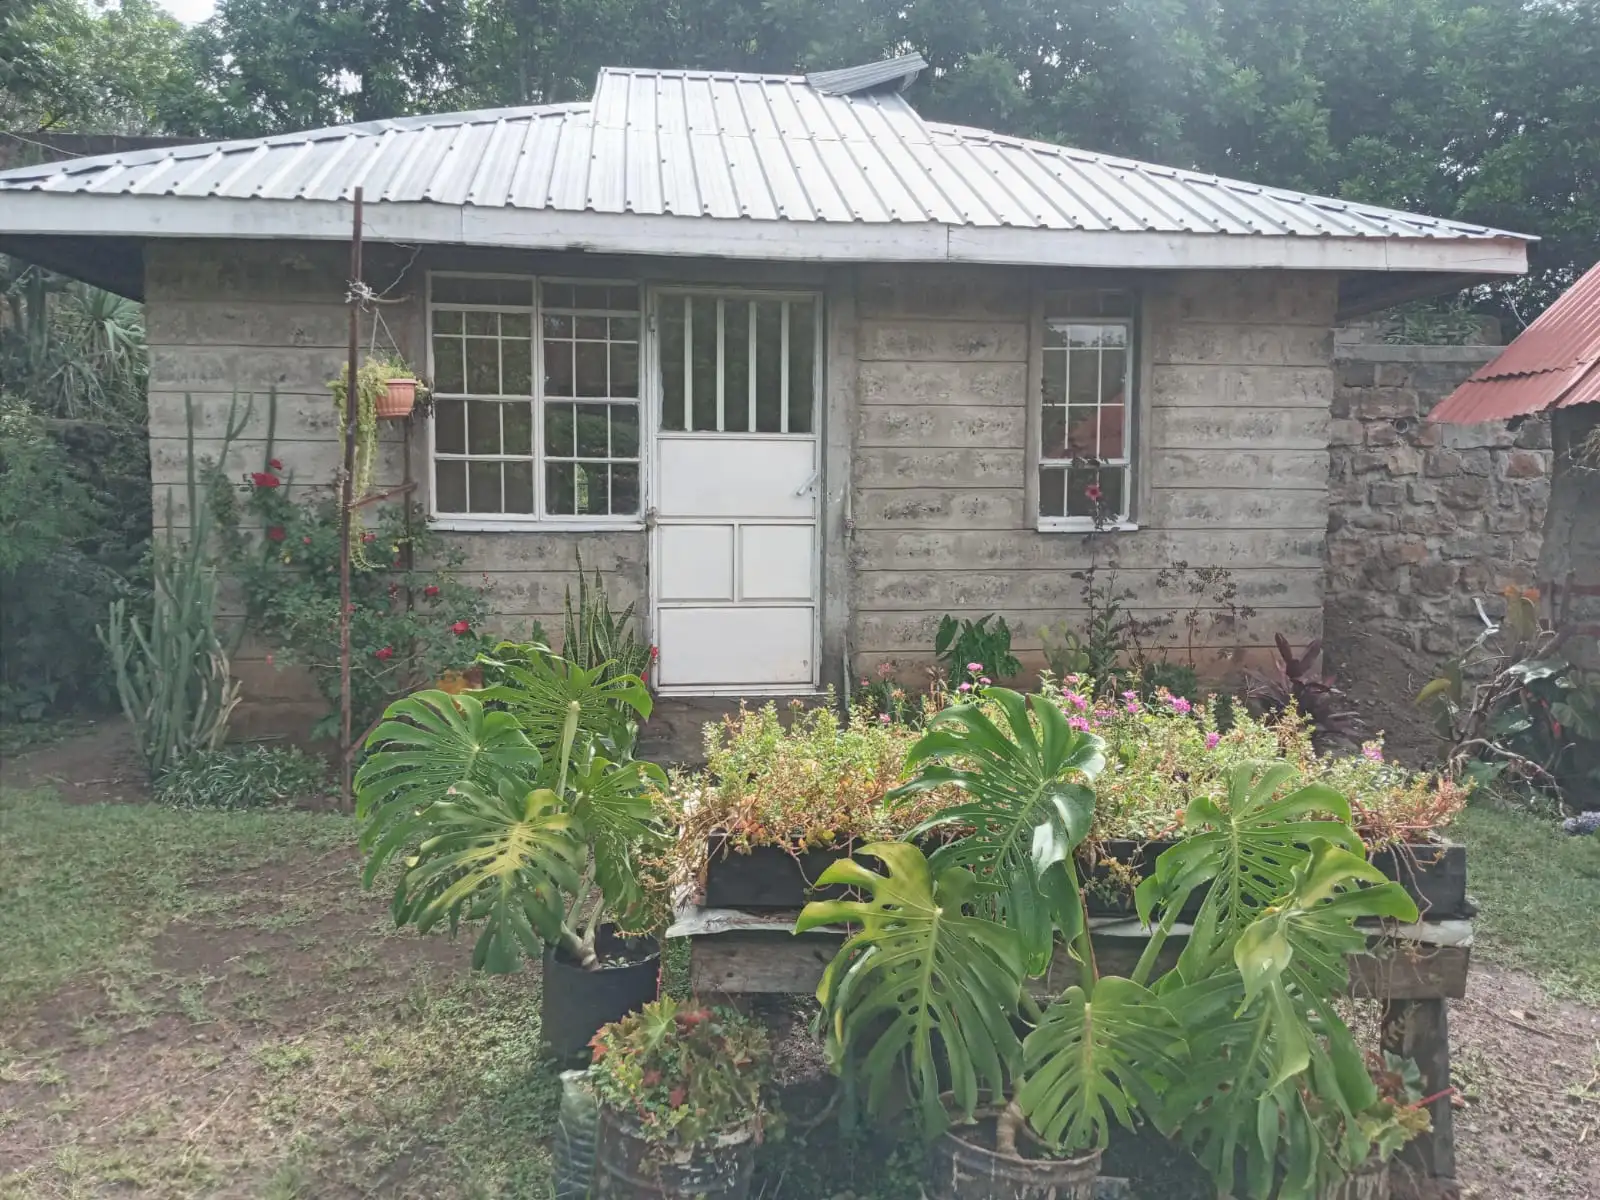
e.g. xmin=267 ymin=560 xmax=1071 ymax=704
xmin=213 ymin=464 xmax=495 ymax=740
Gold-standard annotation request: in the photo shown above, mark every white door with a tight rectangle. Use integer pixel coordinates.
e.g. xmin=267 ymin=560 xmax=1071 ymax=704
xmin=649 ymin=291 xmax=821 ymax=694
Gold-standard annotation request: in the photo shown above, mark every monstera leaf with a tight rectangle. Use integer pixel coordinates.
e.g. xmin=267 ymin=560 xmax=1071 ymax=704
xmin=360 ymin=777 xmax=586 ymax=973
xmin=795 ymin=842 xmax=1027 ymax=1139
xmin=566 ymin=747 xmax=668 ymax=919
xmin=891 ymin=689 xmax=1104 ymax=973
xmin=1018 ymin=976 xmax=1184 ymax=1154
xmin=1134 ymin=761 xmax=1363 ymax=978
xmin=476 ymin=650 xmax=652 ymax=758
xmin=354 ymin=690 xmax=542 ymax=817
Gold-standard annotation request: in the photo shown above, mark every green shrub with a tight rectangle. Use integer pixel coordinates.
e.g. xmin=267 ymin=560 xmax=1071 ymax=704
xmin=154 ymin=744 xmax=330 ymax=810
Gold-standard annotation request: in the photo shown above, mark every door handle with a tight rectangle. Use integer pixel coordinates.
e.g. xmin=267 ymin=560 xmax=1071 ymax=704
xmin=644 ymin=506 xmax=658 ymax=530
xmin=794 ymin=471 xmax=819 ymax=497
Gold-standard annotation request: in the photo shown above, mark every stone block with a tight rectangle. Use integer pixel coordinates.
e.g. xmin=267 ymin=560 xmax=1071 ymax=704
xmin=1487 ymin=509 xmax=1530 ymax=534
xmin=1385 ymin=446 xmax=1422 ymax=476
xmin=1368 ymin=481 xmax=1406 ymax=507
xmin=1415 ymin=562 xmax=1459 ymax=595
xmin=1337 ymin=361 xmax=1376 ymax=389
xmin=1329 ymin=418 xmax=1364 ymax=447
xmin=1513 ymin=417 xmax=1553 ymax=450
xmin=1500 ymin=450 xmax=1547 ymax=479
xmin=1441 ymin=421 xmax=1515 ymax=450
xmin=1331 ymin=391 xmax=1356 ymax=419
xmin=1366 ymin=422 xmax=1401 ymax=448
xmin=1356 ymin=389 xmax=1421 ymax=420
xmin=1422 ymin=627 xmax=1459 ymax=655
xmin=1350 ymin=510 xmax=1399 ymax=532
xmin=1381 ymin=537 xmax=1429 ymax=566
xmin=1374 ymin=362 xmax=1414 ymax=388
xmin=1436 ymin=475 xmax=1489 ymax=509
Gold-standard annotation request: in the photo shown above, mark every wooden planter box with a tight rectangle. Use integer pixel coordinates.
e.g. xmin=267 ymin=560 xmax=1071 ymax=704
xmin=704 ymin=835 xmax=1469 ymax=920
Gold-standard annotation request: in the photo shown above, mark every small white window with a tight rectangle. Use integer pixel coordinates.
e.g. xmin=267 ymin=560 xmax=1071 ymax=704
xmin=428 ymin=274 xmax=641 ymax=523
xmin=1037 ymin=291 xmax=1134 ymax=528
xmin=656 ymin=292 xmax=817 ymax=434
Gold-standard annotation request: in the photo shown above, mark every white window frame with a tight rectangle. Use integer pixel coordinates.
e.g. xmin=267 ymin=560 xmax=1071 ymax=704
xmin=1029 ymin=291 xmax=1140 ymax=533
xmin=426 ymin=270 xmax=646 ymax=532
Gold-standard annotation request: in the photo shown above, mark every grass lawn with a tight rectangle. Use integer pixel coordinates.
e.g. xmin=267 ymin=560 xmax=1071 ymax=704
xmin=1451 ymin=799 xmax=1600 ymax=1005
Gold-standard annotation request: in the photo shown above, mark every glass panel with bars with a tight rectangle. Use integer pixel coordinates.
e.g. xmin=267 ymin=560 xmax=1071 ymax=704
xmin=1039 ymin=315 xmax=1131 ymax=523
xmin=658 ymin=293 xmax=816 ymax=434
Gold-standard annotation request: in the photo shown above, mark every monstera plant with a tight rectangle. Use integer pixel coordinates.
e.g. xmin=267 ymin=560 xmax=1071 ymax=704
xmin=796 ymin=688 xmax=1420 ymax=1200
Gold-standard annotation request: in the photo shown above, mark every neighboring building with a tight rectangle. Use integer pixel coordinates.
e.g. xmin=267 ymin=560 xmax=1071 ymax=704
xmin=1431 ymin=261 xmax=1600 ymax=665
xmin=0 ymin=56 xmax=1535 ymax=708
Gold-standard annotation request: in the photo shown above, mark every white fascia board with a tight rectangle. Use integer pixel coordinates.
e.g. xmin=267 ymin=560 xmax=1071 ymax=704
xmin=0 ymin=191 xmax=1531 ymax=275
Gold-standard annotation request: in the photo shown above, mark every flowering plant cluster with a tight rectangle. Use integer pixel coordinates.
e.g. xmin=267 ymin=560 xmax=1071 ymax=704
xmin=589 ymin=997 xmax=770 ymax=1149
xmin=212 ymin=462 xmax=495 ymax=739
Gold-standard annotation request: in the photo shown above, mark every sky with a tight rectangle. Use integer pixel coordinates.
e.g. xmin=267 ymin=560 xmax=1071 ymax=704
xmin=157 ymin=0 xmax=217 ymax=23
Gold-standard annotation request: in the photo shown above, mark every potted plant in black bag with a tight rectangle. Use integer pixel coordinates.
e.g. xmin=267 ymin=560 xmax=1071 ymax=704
xmin=795 ymin=687 xmax=1422 ymax=1200
xmin=355 ymin=648 xmax=669 ymax=1058
xmin=586 ymin=997 xmax=772 ymax=1198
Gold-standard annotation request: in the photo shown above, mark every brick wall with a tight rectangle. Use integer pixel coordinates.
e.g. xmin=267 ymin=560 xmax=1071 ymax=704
xmin=1327 ymin=345 xmax=1551 ymax=656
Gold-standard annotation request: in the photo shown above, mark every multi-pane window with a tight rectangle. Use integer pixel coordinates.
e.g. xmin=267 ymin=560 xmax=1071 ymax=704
xmin=428 ymin=275 xmax=641 ymax=520
xmin=1038 ymin=290 xmax=1134 ymax=526
xmin=657 ymin=293 xmax=816 ymax=434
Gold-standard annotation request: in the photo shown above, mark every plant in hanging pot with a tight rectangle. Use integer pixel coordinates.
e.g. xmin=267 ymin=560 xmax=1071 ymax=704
xmin=587 ymin=997 xmax=772 ymax=1199
xmin=355 ymin=652 xmax=670 ymax=1058
xmin=795 ymin=687 xmax=1422 ymax=1200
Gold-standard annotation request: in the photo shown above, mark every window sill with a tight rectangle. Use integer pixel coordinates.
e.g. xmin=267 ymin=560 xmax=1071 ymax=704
xmin=1035 ymin=520 xmax=1141 ymax=534
xmin=428 ymin=516 xmax=646 ymax=534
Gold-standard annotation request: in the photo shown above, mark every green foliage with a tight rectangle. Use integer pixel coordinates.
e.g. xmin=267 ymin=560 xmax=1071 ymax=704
xmin=99 ymin=396 xmax=245 ymax=778
xmin=153 ymin=743 xmax=330 ymax=810
xmin=560 ymin=555 xmax=651 ymax=682
xmin=933 ymin=614 xmax=1021 ymax=687
xmin=589 ymin=997 xmax=771 ymax=1148
xmin=213 ymin=444 xmax=494 ymax=741
xmin=796 ymin=842 xmax=1027 ymax=1140
xmin=477 ymin=642 xmax=652 ymax=758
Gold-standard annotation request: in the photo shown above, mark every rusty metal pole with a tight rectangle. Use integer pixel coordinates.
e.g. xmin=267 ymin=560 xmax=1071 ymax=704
xmin=339 ymin=188 xmax=365 ymax=809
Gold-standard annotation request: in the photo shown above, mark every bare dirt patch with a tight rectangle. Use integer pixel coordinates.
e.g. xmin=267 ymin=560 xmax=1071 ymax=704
xmin=1323 ymin=608 xmax=1448 ymax=770
xmin=0 ymin=716 xmax=148 ymax=802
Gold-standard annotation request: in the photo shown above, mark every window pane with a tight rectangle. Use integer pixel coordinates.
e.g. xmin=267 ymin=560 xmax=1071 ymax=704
xmin=468 ymin=401 xmax=501 ymax=454
xmin=544 ymin=313 xmax=572 ymax=337
xmin=433 ymin=309 xmax=463 ymax=335
xmin=1099 ymin=402 xmax=1127 ymax=460
xmin=503 ymin=336 xmax=533 ymax=395
xmin=504 ymin=460 xmax=534 ymax=513
xmin=612 ymin=463 xmax=640 ymax=515
xmin=465 ymin=311 xmax=498 ymax=336
xmin=1068 ymin=349 xmax=1099 ymax=406
xmin=575 ymin=315 xmax=606 ymax=340
xmin=611 ymin=316 xmax=639 ymax=341
xmin=433 ymin=276 xmax=530 ymax=306
xmin=723 ymin=299 xmax=750 ymax=432
xmin=1066 ymin=407 xmax=1098 ymax=459
xmin=1100 ymin=348 xmax=1127 ymax=404
xmin=546 ymin=461 xmax=576 ymax=514
xmin=575 ymin=342 xmax=607 ymax=397
xmin=1042 ymin=349 xmax=1065 ymax=405
xmin=545 ymin=340 xmax=573 ymax=397
xmin=433 ymin=336 xmax=465 ymax=393
xmin=609 ymin=342 xmax=638 ymax=399
xmin=611 ymin=404 xmax=639 ymax=457
xmin=434 ymin=398 xmax=466 ymax=454
xmin=468 ymin=461 xmax=502 ymax=513
xmin=753 ymin=300 xmax=782 ymax=432
xmin=788 ymin=299 xmax=815 ymax=433
xmin=436 ymin=459 xmax=467 ymax=511
xmin=542 ymin=282 xmax=574 ymax=309
xmin=1039 ymin=467 xmax=1065 ymax=518
xmin=503 ymin=401 xmax=533 ymax=455
xmin=1044 ymin=323 xmax=1068 ymax=348
xmin=660 ymin=299 xmax=685 ymax=430
xmin=1067 ymin=324 xmax=1100 ymax=348
xmin=466 ymin=338 xmax=500 ymax=393
xmin=575 ymin=403 xmax=609 ymax=457
xmin=690 ymin=296 xmax=719 ymax=430
xmin=545 ymin=402 xmax=575 ymax=458
xmin=572 ymin=284 xmax=613 ymax=310
xmin=576 ymin=464 xmax=608 ymax=515
xmin=1041 ymin=406 xmax=1067 ymax=459
xmin=1064 ymin=466 xmax=1125 ymax=519
xmin=608 ymin=285 xmax=638 ymax=310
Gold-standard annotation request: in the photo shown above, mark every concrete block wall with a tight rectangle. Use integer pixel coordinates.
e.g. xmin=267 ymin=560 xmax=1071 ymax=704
xmin=1326 ymin=344 xmax=1551 ymax=656
xmin=846 ymin=266 xmax=1339 ymax=679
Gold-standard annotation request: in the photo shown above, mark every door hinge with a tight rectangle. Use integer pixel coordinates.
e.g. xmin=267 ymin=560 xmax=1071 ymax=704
xmin=644 ymin=505 xmax=658 ymax=530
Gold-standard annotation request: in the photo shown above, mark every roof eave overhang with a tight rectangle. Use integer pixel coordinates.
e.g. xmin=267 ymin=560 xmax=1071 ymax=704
xmin=0 ymin=193 xmax=1532 ymax=276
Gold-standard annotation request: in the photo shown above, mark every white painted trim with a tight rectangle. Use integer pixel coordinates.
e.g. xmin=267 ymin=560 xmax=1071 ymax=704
xmin=427 ymin=517 xmax=645 ymax=533
xmin=1035 ymin=519 xmax=1142 ymax=534
xmin=0 ymin=193 xmax=1532 ymax=275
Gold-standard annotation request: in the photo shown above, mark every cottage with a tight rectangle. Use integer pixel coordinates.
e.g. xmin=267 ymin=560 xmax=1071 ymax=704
xmin=0 ymin=56 xmax=1534 ymax=719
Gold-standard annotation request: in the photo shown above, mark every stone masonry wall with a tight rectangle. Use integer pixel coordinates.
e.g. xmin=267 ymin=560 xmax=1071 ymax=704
xmin=1326 ymin=344 xmax=1551 ymax=657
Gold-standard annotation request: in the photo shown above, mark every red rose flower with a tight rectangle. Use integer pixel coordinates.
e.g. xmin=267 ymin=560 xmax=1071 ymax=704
xmin=266 ymin=526 xmax=285 ymax=542
xmin=1084 ymin=481 xmax=1103 ymax=503
xmin=451 ymin=620 xmax=470 ymax=636
xmin=374 ymin=646 xmax=394 ymax=660
xmin=424 ymin=585 xmax=440 ymax=598
xmin=267 ymin=458 xmax=283 ymax=470
xmin=249 ymin=472 xmax=281 ymax=489
xmin=302 ymin=536 xmax=312 ymax=545
xmin=361 ymin=532 xmax=376 ymax=543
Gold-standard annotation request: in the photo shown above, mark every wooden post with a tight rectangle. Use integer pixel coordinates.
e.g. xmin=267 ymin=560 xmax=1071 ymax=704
xmin=1382 ymin=998 xmax=1458 ymax=1199
xmin=338 ymin=187 xmax=365 ymax=809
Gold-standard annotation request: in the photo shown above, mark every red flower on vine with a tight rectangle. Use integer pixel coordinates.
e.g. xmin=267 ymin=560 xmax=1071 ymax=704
xmin=424 ymin=585 xmax=440 ymax=598
xmin=302 ymin=536 xmax=312 ymax=545
xmin=266 ymin=526 xmax=285 ymax=542
xmin=374 ymin=646 xmax=394 ymax=660
xmin=451 ymin=620 xmax=471 ymax=636
xmin=1084 ymin=481 xmax=1103 ymax=503
xmin=267 ymin=458 xmax=283 ymax=470
xmin=250 ymin=472 xmax=280 ymax=489
xmin=361 ymin=532 xmax=376 ymax=543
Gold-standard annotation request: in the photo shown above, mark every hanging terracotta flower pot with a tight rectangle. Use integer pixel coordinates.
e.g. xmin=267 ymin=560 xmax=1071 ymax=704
xmin=377 ymin=376 xmax=418 ymax=419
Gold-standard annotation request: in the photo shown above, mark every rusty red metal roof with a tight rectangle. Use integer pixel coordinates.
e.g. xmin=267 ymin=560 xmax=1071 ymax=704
xmin=1431 ymin=261 xmax=1600 ymax=423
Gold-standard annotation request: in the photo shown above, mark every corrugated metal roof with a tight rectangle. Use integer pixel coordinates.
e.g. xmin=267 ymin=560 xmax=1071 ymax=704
xmin=1430 ymin=261 xmax=1600 ymax=423
xmin=805 ymin=53 xmax=925 ymax=96
xmin=0 ymin=63 xmax=1528 ymax=248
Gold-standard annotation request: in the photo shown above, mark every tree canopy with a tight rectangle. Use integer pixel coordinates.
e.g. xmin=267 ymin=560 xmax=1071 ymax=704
xmin=5 ymin=0 xmax=1598 ymax=313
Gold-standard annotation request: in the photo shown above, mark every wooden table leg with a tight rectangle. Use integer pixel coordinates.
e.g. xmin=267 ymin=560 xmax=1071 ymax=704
xmin=1381 ymin=997 xmax=1459 ymax=1199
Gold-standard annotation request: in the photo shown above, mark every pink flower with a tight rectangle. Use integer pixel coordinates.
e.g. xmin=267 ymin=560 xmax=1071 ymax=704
xmin=1126 ymin=701 xmax=1140 ymax=714
xmin=978 ymin=676 xmax=992 ymax=685
xmin=1121 ymin=690 xmax=1138 ymax=701
xmin=1068 ymin=716 xmax=1090 ymax=732
xmin=879 ymin=713 xmax=891 ymax=724
xmin=967 ymin=662 xmax=984 ymax=672
xmin=1363 ymin=744 xmax=1384 ymax=762
xmin=1084 ymin=481 xmax=1103 ymax=503
xmin=374 ymin=646 xmax=394 ymax=661
xmin=1094 ymin=707 xmax=1114 ymax=721
xmin=876 ymin=662 xmax=894 ymax=680
xmin=958 ymin=682 xmax=972 ymax=693
xmin=1168 ymin=695 xmax=1192 ymax=714
xmin=267 ymin=458 xmax=283 ymax=470
xmin=451 ymin=620 xmax=471 ymax=636
xmin=1205 ymin=732 xmax=1221 ymax=750
xmin=1064 ymin=691 xmax=1088 ymax=710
